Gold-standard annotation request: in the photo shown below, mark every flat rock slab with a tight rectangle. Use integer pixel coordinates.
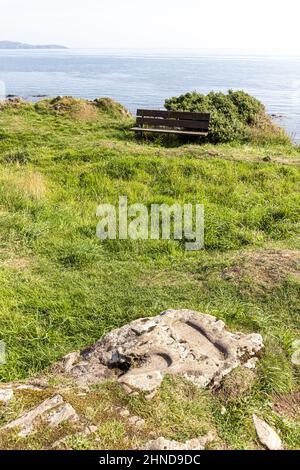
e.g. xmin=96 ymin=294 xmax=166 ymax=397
xmin=60 ymin=309 xmax=263 ymax=397
xmin=1 ymin=394 xmax=78 ymax=437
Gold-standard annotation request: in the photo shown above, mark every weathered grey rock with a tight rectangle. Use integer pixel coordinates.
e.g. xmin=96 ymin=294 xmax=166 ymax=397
xmin=0 ymin=383 xmax=47 ymax=404
xmin=60 ymin=309 xmax=263 ymax=397
xmin=253 ymin=414 xmax=283 ymax=450
xmin=0 ymin=388 xmax=14 ymax=403
xmin=59 ymin=351 xmax=81 ymax=373
xmin=114 ymin=406 xmax=144 ymax=426
xmin=46 ymin=402 xmax=78 ymax=428
xmin=1 ymin=394 xmax=78 ymax=437
xmin=142 ymin=433 xmax=214 ymax=450
xmin=15 ymin=383 xmax=47 ymax=392
xmin=128 ymin=415 xmax=145 ymax=427
xmin=56 ymin=350 xmax=114 ymax=385
xmin=116 ymin=407 xmax=130 ymax=418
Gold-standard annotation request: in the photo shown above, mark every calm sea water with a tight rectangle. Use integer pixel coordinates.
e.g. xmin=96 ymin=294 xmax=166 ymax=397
xmin=0 ymin=49 xmax=300 ymax=141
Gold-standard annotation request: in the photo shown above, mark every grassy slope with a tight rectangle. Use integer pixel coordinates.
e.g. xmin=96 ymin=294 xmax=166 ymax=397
xmin=0 ymin=100 xmax=299 ymax=449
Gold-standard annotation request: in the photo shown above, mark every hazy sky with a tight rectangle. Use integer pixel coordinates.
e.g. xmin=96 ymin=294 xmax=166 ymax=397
xmin=1 ymin=0 xmax=299 ymax=51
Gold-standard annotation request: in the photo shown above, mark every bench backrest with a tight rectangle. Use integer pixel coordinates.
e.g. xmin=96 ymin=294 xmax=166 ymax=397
xmin=136 ymin=109 xmax=210 ymax=131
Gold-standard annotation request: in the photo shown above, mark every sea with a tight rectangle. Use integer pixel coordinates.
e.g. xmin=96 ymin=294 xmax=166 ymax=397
xmin=0 ymin=48 xmax=299 ymax=141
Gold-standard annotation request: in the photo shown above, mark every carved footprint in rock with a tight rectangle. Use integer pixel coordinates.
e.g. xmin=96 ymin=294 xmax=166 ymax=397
xmin=119 ymin=314 xmax=233 ymax=394
xmin=118 ymin=351 xmax=173 ymax=395
xmin=61 ymin=309 xmax=263 ymax=395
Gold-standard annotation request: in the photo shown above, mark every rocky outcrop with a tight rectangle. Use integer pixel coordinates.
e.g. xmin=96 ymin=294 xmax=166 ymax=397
xmin=57 ymin=309 xmax=263 ymax=398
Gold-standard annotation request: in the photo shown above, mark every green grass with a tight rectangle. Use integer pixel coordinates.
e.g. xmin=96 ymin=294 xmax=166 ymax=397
xmin=0 ymin=98 xmax=300 ymax=449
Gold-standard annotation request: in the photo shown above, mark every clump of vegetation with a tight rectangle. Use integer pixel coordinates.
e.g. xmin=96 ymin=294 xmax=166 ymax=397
xmin=35 ymin=96 xmax=87 ymax=113
xmin=0 ymin=97 xmax=28 ymax=111
xmin=165 ymin=90 xmax=291 ymax=145
xmin=218 ymin=367 xmax=257 ymax=402
xmin=34 ymin=96 xmax=130 ymax=121
xmin=93 ymin=97 xmax=131 ymax=118
xmin=2 ymin=150 xmax=31 ymax=165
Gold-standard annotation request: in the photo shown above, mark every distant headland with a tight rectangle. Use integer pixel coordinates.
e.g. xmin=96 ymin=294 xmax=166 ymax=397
xmin=0 ymin=41 xmax=67 ymax=49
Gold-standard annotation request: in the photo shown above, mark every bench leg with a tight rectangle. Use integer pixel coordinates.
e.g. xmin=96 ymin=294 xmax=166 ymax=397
xmin=135 ymin=126 xmax=143 ymax=140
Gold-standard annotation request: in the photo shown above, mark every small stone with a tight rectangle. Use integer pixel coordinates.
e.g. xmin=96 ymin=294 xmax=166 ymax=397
xmin=128 ymin=416 xmax=145 ymax=427
xmin=0 ymin=388 xmax=14 ymax=403
xmin=221 ymin=406 xmax=227 ymax=415
xmin=60 ymin=351 xmax=81 ymax=373
xmin=118 ymin=408 xmax=130 ymax=418
xmin=253 ymin=414 xmax=283 ymax=450
xmin=83 ymin=424 xmax=98 ymax=436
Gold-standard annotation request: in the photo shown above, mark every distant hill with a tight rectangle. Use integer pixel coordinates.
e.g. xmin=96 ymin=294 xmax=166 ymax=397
xmin=0 ymin=41 xmax=67 ymax=49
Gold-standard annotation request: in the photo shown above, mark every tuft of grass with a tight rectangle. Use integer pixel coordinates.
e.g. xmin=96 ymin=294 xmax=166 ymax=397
xmin=218 ymin=367 xmax=257 ymax=403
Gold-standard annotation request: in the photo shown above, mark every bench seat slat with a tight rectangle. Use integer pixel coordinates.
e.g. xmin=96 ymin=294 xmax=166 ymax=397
xmin=130 ymin=127 xmax=208 ymax=136
xmin=136 ymin=116 xmax=209 ymax=130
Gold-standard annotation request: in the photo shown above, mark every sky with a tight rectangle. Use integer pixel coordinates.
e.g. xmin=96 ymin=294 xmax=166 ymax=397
xmin=1 ymin=0 xmax=300 ymax=52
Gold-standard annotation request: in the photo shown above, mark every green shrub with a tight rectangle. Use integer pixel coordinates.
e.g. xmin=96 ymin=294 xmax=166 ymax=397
xmin=165 ymin=90 xmax=290 ymax=145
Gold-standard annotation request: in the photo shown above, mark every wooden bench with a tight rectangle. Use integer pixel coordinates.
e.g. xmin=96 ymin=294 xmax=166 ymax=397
xmin=130 ymin=109 xmax=210 ymax=138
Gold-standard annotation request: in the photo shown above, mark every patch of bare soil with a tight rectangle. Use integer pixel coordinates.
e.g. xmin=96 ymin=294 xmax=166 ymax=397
xmin=0 ymin=249 xmax=32 ymax=271
xmin=1 ymin=257 xmax=31 ymax=270
xmin=222 ymin=249 xmax=300 ymax=287
xmin=273 ymin=392 xmax=300 ymax=420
